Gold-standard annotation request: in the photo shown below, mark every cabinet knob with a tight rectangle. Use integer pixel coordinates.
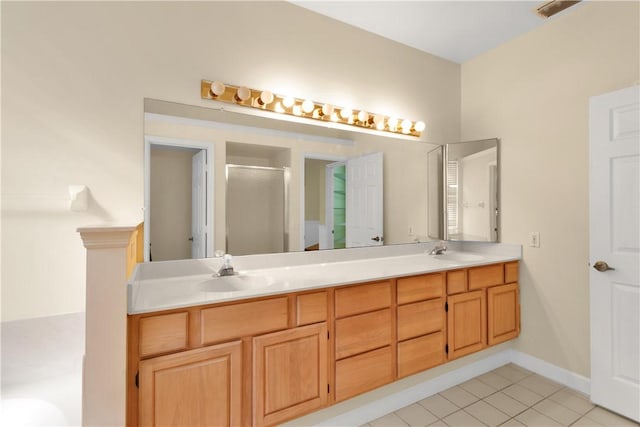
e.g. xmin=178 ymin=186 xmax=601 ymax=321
xmin=593 ymin=261 xmax=614 ymax=272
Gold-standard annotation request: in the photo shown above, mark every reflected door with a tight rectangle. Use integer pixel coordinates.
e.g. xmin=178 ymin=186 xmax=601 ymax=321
xmin=347 ymin=152 xmax=383 ymax=247
xmin=226 ymin=165 xmax=287 ymax=255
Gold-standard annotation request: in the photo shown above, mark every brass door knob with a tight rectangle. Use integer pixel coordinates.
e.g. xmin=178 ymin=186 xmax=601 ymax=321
xmin=593 ymin=261 xmax=615 ymax=272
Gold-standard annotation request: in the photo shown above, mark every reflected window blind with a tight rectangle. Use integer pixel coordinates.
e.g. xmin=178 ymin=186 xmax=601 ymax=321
xmin=447 ymin=161 xmax=459 ymax=234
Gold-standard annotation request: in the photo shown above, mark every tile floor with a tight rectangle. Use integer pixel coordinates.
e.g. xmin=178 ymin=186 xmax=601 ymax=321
xmin=362 ymin=364 xmax=639 ymax=427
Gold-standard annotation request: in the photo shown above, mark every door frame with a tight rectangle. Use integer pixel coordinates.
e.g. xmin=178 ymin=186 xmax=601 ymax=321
xmin=144 ymin=135 xmax=215 ymax=261
xmin=299 ymin=152 xmax=347 ymax=251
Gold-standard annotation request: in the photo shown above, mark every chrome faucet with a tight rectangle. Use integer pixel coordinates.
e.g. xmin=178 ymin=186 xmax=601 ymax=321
xmin=217 ymin=254 xmax=236 ymax=277
xmin=429 ymin=241 xmax=448 ymax=255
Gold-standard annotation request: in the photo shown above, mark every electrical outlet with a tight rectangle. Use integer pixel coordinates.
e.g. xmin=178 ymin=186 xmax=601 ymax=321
xmin=529 ymin=232 xmax=540 ymax=248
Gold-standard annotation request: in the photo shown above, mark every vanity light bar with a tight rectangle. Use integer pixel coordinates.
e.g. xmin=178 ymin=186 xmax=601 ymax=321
xmin=200 ymin=79 xmax=425 ymax=137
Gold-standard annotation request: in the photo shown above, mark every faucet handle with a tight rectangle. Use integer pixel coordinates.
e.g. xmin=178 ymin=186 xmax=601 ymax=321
xmin=223 ymin=254 xmax=233 ymax=267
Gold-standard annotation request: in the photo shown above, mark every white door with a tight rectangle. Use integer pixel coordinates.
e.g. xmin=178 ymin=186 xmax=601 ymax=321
xmin=589 ymin=85 xmax=640 ymax=422
xmin=191 ymin=150 xmax=207 ymax=259
xmin=346 ymin=152 xmax=383 ymax=247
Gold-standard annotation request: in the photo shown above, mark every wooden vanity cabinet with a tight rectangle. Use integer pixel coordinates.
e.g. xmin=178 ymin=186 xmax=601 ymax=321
xmin=129 ymin=261 xmax=520 ymax=427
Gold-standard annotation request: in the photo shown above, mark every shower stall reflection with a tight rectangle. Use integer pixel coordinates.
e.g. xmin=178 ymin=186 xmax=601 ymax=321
xmin=225 ymin=164 xmax=289 ymax=255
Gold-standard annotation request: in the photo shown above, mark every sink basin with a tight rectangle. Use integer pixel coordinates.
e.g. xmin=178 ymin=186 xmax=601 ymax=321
xmin=198 ymin=273 xmax=276 ymax=292
xmin=430 ymin=252 xmax=485 ymax=262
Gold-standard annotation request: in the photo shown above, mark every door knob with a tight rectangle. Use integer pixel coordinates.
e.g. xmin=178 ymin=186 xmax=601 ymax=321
xmin=371 ymin=236 xmax=381 ymax=242
xmin=593 ymin=261 xmax=615 ymax=272
xmin=188 ymin=237 xmax=194 ymax=241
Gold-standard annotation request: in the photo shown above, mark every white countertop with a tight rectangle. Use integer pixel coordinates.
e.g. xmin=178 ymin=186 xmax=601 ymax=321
xmin=128 ymin=242 xmax=521 ymax=314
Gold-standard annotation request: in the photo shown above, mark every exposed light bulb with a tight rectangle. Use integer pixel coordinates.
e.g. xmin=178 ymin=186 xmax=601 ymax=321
xmin=274 ymin=102 xmax=285 ymax=113
xmin=330 ymin=112 xmax=339 ymax=122
xmin=357 ymin=111 xmax=369 ymax=123
xmin=302 ymin=99 xmax=314 ymax=114
xmin=282 ymin=96 xmax=295 ymax=108
xmin=401 ymin=119 xmax=412 ymax=134
xmin=293 ymin=105 xmax=302 ymax=116
xmin=414 ymin=121 xmax=426 ymax=132
xmin=258 ymin=90 xmax=274 ymax=106
xmin=321 ymin=104 xmax=333 ymax=116
xmin=340 ymin=107 xmax=353 ymax=120
xmin=312 ymin=109 xmax=321 ymax=119
xmin=210 ymin=81 xmax=226 ymax=97
xmin=373 ymin=114 xmax=384 ymax=125
xmin=376 ymin=120 xmax=385 ymax=130
xmin=387 ymin=117 xmax=398 ymax=130
xmin=234 ymin=86 xmax=251 ymax=102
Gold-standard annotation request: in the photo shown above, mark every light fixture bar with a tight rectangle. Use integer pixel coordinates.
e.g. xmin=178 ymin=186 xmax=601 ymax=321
xmin=200 ymin=79 xmax=425 ymax=137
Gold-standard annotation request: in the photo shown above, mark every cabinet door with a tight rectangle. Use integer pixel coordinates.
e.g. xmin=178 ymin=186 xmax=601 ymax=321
xmin=138 ymin=341 xmax=242 ymax=427
xmin=447 ymin=290 xmax=486 ymax=360
xmin=253 ymin=323 xmax=328 ymax=427
xmin=488 ymin=283 xmax=520 ymax=346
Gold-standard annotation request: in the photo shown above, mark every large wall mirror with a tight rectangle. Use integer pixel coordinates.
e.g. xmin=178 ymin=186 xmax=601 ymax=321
xmin=143 ymin=99 xmax=433 ymax=261
xmin=427 ymin=138 xmax=500 ymax=242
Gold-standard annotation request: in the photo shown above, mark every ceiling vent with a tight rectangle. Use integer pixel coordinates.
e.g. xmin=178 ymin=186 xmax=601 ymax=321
xmin=536 ymin=0 xmax=581 ymax=18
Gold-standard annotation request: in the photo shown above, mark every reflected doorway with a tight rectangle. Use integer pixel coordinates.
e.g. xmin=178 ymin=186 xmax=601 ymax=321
xmin=144 ymin=136 xmax=215 ymax=261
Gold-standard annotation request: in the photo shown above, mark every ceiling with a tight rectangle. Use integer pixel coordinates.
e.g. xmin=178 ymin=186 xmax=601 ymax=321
xmin=291 ymin=1 xmax=584 ymax=63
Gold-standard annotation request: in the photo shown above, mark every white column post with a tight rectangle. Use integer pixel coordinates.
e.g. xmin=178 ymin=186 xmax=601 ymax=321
xmin=78 ymin=225 xmax=137 ymax=427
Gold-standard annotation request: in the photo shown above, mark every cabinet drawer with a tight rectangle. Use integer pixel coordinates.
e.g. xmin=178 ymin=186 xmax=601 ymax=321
xmin=504 ymin=262 xmax=519 ymax=284
xmin=139 ymin=312 xmax=189 ymax=358
xmin=201 ymin=297 xmax=288 ymax=345
xmin=296 ymin=292 xmax=327 ymax=326
xmin=397 ymin=273 xmax=445 ymax=304
xmin=335 ymin=281 xmax=391 ymax=318
xmin=468 ymin=264 xmax=504 ymax=290
xmin=447 ymin=269 xmax=467 ymax=295
xmin=398 ymin=331 xmax=445 ymax=378
xmin=335 ymin=309 xmax=391 ymax=359
xmin=397 ymin=299 xmax=444 ymax=341
xmin=335 ymin=346 xmax=393 ymax=402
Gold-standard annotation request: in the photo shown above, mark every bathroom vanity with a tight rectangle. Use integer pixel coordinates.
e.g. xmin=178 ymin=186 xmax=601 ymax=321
xmin=126 ymin=244 xmax=521 ymax=427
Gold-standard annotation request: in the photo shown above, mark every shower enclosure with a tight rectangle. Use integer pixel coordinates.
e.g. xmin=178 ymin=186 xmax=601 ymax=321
xmin=225 ymin=164 xmax=289 ymax=255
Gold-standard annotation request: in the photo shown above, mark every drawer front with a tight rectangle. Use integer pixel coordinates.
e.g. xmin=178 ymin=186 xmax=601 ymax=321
xmin=398 ymin=331 xmax=445 ymax=378
xmin=447 ymin=269 xmax=467 ymax=295
xmin=397 ymin=273 xmax=445 ymax=305
xmin=335 ymin=346 xmax=393 ymax=402
xmin=504 ymin=261 xmax=519 ymax=284
xmin=201 ymin=297 xmax=289 ymax=345
xmin=335 ymin=309 xmax=391 ymax=359
xmin=468 ymin=263 xmax=505 ymax=290
xmin=397 ymin=299 xmax=444 ymax=341
xmin=335 ymin=281 xmax=391 ymax=318
xmin=139 ymin=312 xmax=189 ymax=358
xmin=296 ymin=292 xmax=327 ymax=326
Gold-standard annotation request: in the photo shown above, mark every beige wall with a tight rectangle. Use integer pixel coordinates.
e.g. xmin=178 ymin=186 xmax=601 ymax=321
xmin=1 ymin=2 xmax=460 ymax=321
xmin=461 ymin=1 xmax=640 ymax=377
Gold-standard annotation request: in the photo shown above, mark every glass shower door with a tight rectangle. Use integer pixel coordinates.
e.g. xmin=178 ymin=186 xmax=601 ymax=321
xmin=226 ymin=165 xmax=287 ymax=255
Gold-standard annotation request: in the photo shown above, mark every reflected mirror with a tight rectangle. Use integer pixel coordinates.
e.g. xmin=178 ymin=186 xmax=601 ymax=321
xmin=445 ymin=138 xmax=499 ymax=242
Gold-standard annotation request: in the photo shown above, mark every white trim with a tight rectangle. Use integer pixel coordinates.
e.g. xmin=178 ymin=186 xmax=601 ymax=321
xmin=299 ymin=152 xmax=348 ymax=251
xmin=144 ymin=135 xmax=215 ymax=262
xmin=145 ymin=112 xmax=355 ymax=146
xmin=510 ymin=350 xmax=591 ymax=395
xmin=291 ymin=349 xmax=592 ymax=426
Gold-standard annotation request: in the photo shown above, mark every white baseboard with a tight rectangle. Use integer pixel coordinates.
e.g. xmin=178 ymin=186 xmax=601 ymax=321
xmin=297 ymin=349 xmax=591 ymax=426
xmin=510 ymin=349 xmax=591 ymax=395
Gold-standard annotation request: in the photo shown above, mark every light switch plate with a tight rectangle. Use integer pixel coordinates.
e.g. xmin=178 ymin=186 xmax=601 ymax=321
xmin=529 ymin=232 xmax=540 ymax=248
